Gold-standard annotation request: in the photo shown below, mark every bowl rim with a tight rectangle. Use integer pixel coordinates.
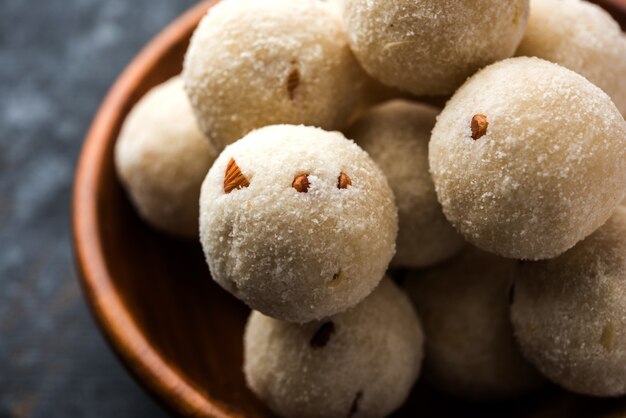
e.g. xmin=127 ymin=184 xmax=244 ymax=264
xmin=71 ymin=1 xmax=232 ymax=417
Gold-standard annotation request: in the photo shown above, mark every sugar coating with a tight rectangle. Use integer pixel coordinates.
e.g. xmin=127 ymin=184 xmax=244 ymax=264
xmin=405 ymin=248 xmax=542 ymax=399
xmin=429 ymin=57 xmax=626 ymax=260
xmin=244 ymin=278 xmax=423 ymax=418
xmin=510 ymin=207 xmax=626 ymax=397
xmin=199 ymin=125 xmax=397 ymax=323
xmin=347 ymin=100 xmax=464 ymax=268
xmin=516 ymin=0 xmax=626 ymax=116
xmin=114 ymin=76 xmax=217 ymax=238
xmin=183 ymin=0 xmax=366 ymax=151
xmin=342 ymin=0 xmax=529 ymax=96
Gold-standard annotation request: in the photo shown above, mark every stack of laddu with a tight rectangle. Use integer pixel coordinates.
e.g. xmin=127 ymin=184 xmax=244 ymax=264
xmin=114 ymin=0 xmax=626 ymax=416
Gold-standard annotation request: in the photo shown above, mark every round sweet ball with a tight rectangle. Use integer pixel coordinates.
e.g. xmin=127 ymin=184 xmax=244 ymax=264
xmin=342 ymin=0 xmax=529 ymax=96
xmin=347 ymin=100 xmax=464 ymax=268
xmin=199 ymin=125 xmax=397 ymax=323
xmin=115 ymin=76 xmax=217 ymax=238
xmin=405 ymin=248 xmax=543 ymax=400
xmin=319 ymin=0 xmax=343 ymax=19
xmin=429 ymin=57 xmax=626 ymax=260
xmin=244 ymin=277 xmax=423 ymax=418
xmin=516 ymin=0 xmax=626 ymax=116
xmin=510 ymin=207 xmax=626 ymax=397
xmin=183 ymin=0 xmax=366 ymax=151
xmin=346 ymin=75 xmax=412 ymax=127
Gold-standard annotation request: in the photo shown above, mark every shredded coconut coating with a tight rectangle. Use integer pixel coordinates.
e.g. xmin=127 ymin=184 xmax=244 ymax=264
xmin=114 ymin=76 xmax=217 ymax=238
xmin=429 ymin=57 xmax=626 ymax=260
xmin=183 ymin=0 xmax=366 ymax=151
xmin=347 ymin=100 xmax=464 ymax=268
xmin=319 ymin=0 xmax=343 ymax=19
xmin=516 ymin=0 xmax=626 ymax=116
xmin=199 ymin=125 xmax=397 ymax=323
xmin=342 ymin=0 xmax=529 ymax=96
xmin=405 ymin=248 xmax=543 ymax=400
xmin=510 ymin=207 xmax=626 ymax=397
xmin=244 ymin=278 xmax=423 ymax=418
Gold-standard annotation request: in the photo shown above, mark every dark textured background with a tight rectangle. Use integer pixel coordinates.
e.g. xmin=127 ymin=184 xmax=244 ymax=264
xmin=0 ymin=1 xmax=196 ymax=416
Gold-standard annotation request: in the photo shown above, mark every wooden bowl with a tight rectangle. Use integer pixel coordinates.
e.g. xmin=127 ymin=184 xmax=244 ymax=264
xmin=73 ymin=1 xmax=626 ymax=417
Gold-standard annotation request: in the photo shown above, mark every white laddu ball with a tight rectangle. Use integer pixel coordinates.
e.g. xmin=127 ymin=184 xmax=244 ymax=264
xmin=429 ymin=57 xmax=626 ymax=260
xmin=342 ymin=0 xmax=529 ymax=96
xmin=516 ymin=0 xmax=626 ymax=116
xmin=244 ymin=278 xmax=423 ymax=418
xmin=347 ymin=100 xmax=464 ymax=268
xmin=405 ymin=248 xmax=543 ymax=400
xmin=199 ymin=125 xmax=397 ymax=323
xmin=319 ymin=0 xmax=343 ymax=19
xmin=183 ymin=0 xmax=365 ymax=151
xmin=114 ymin=76 xmax=217 ymax=238
xmin=510 ymin=207 xmax=626 ymax=397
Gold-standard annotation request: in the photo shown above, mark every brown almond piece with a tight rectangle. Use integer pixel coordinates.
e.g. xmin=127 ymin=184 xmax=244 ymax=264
xmin=508 ymin=283 xmax=515 ymax=305
xmin=600 ymin=322 xmax=616 ymax=352
xmin=224 ymin=158 xmax=250 ymax=193
xmin=286 ymin=66 xmax=300 ymax=100
xmin=338 ymin=172 xmax=352 ymax=189
xmin=292 ymin=174 xmax=310 ymax=193
xmin=310 ymin=321 xmax=335 ymax=348
xmin=328 ymin=271 xmax=348 ymax=288
xmin=348 ymin=391 xmax=363 ymax=418
xmin=471 ymin=114 xmax=488 ymax=140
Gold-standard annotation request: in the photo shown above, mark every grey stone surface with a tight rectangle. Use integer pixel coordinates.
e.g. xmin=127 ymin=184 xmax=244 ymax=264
xmin=0 ymin=1 xmax=196 ymax=417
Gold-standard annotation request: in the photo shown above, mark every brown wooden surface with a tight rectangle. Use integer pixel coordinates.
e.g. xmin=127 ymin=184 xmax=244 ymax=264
xmin=72 ymin=1 xmax=626 ymax=417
